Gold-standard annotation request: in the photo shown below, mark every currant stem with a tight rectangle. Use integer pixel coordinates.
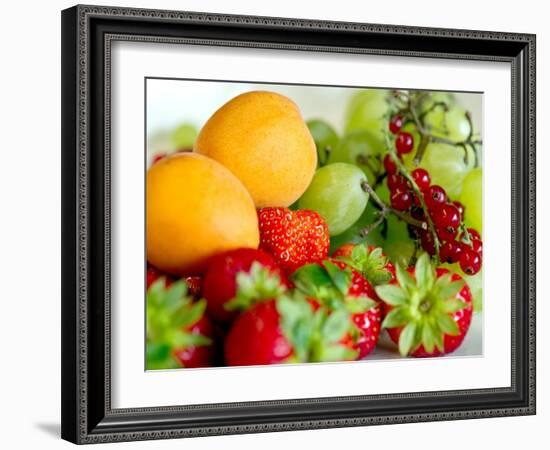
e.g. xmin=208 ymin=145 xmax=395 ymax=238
xmin=360 ymin=180 xmax=426 ymax=231
xmin=395 ymin=91 xmax=483 ymax=167
xmin=383 ymin=133 xmax=441 ymax=264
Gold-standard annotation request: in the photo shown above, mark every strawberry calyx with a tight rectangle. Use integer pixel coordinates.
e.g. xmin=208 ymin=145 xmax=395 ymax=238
xmin=291 ymin=261 xmax=377 ymax=314
xmin=374 ymin=253 xmax=467 ymax=356
xmin=224 ymin=261 xmax=287 ymax=312
xmin=335 ymin=244 xmax=393 ymax=286
xmin=275 ymin=292 xmax=358 ymax=363
xmin=146 ymin=279 xmax=212 ymax=369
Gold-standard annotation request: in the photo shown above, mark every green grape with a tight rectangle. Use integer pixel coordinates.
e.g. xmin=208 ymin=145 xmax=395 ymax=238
xmin=382 ymin=213 xmax=416 ymax=267
xmin=419 ymin=91 xmax=455 ymax=113
xmin=328 ymin=130 xmax=380 ymax=184
xmin=424 ymin=105 xmax=471 ymax=142
xmin=345 ymin=89 xmax=390 ymax=143
xmin=419 ymin=143 xmax=473 ymax=199
xmin=329 ymin=202 xmax=384 ymax=253
xmin=307 ymin=119 xmax=339 ymax=165
xmin=375 ymin=182 xmax=390 ymax=204
xmin=459 ymin=167 xmax=483 ymax=232
xmin=298 ymin=163 xmax=369 ymax=236
xmin=171 ymin=123 xmax=198 ymax=149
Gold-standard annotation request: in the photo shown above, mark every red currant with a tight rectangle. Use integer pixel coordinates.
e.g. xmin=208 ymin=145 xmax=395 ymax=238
xmin=433 ymin=204 xmax=461 ymax=233
xmin=424 ymin=185 xmax=447 ymax=211
xmin=383 ymin=154 xmax=398 ymax=175
xmin=387 ymin=173 xmax=409 ymax=191
xmin=411 ymin=206 xmax=425 ymax=221
xmin=452 ymin=201 xmax=465 ymax=220
xmin=419 ymin=230 xmax=436 ymax=255
xmin=391 ymin=190 xmax=413 ymax=211
xmin=461 ymin=228 xmax=481 ymax=242
xmin=389 ymin=114 xmax=404 ymax=134
xmin=439 ymin=240 xmax=464 ymax=264
xmin=459 ymin=248 xmax=482 ymax=275
xmin=471 ymin=239 xmax=483 ymax=255
xmin=411 ymin=168 xmax=431 ymax=191
xmin=395 ymin=132 xmax=414 ymax=154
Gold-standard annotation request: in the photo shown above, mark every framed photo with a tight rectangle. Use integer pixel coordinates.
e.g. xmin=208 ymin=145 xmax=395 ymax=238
xmin=61 ymin=4 xmax=536 ymax=444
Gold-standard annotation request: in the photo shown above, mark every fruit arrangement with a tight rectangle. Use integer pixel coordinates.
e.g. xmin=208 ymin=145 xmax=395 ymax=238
xmin=146 ymin=88 xmax=483 ymax=369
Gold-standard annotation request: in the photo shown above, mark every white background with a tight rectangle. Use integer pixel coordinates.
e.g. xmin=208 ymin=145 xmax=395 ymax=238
xmin=0 ymin=0 xmax=544 ymax=449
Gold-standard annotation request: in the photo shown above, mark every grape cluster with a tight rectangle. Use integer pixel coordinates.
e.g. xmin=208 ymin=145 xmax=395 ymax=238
xmin=385 ymin=115 xmax=483 ymax=276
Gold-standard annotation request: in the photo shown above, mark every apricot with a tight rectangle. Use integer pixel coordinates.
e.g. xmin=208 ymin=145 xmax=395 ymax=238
xmin=194 ymin=91 xmax=317 ymax=207
xmin=146 ymin=153 xmax=259 ymax=276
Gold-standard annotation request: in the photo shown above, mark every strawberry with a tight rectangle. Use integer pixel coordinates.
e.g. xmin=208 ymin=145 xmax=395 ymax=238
xmin=147 ymin=265 xmax=202 ymax=298
xmin=332 ymin=243 xmax=395 ymax=286
xmin=202 ymin=248 xmax=288 ymax=323
xmin=146 ymin=279 xmax=215 ymax=369
xmin=292 ymin=260 xmax=381 ymax=359
xmin=147 ymin=265 xmax=173 ymax=289
xmin=224 ymin=293 xmax=357 ymax=366
xmin=374 ymin=253 xmax=473 ymax=357
xmin=173 ymin=315 xmax=214 ymax=368
xmin=258 ymin=207 xmax=330 ymax=273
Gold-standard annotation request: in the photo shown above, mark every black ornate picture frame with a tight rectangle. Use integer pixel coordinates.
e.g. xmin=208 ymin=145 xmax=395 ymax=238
xmin=61 ymin=4 xmax=536 ymax=444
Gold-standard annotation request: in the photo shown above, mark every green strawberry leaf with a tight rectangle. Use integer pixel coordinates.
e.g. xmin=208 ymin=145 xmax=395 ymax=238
xmin=277 ymin=294 xmax=315 ymax=363
xmin=321 ymin=309 xmax=351 ymax=343
xmin=342 ymin=244 xmax=393 ymax=286
xmin=323 ymin=261 xmax=352 ymax=296
xmin=172 ymin=299 xmax=206 ymax=328
xmin=414 ymin=253 xmax=435 ymax=294
xmin=344 ymin=295 xmax=377 ymax=313
xmin=442 ymin=298 xmax=467 ymax=314
xmin=398 ymin=321 xmax=417 ymax=356
xmin=225 ymin=262 xmax=286 ymax=311
xmin=438 ymin=280 xmax=465 ymax=302
xmin=433 ymin=328 xmax=444 ymax=353
xmin=317 ymin=344 xmax=357 ymax=362
xmin=171 ymin=330 xmax=211 ymax=348
xmin=382 ymin=306 xmax=409 ymax=329
xmin=164 ymin=281 xmax=189 ymax=311
xmin=421 ymin=322 xmax=436 ymax=354
xmin=436 ymin=313 xmax=460 ymax=336
xmin=375 ymin=284 xmax=408 ymax=306
xmin=395 ymin=263 xmax=415 ymax=295
xmin=291 ymin=263 xmax=334 ymax=297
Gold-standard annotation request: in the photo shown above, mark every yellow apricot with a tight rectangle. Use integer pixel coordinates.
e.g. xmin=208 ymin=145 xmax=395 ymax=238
xmin=194 ymin=91 xmax=317 ymax=207
xmin=146 ymin=153 xmax=259 ymax=275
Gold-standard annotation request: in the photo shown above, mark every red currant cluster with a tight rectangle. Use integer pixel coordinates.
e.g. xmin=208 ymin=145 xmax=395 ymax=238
xmin=385 ymin=114 xmax=483 ymax=276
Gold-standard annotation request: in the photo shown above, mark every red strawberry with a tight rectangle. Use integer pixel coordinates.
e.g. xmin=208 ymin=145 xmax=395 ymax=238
xmin=374 ymin=253 xmax=473 ymax=357
xmin=292 ymin=260 xmax=381 ymax=359
xmin=224 ymin=294 xmax=357 ymax=366
xmin=173 ymin=315 xmax=215 ymax=368
xmin=147 ymin=265 xmax=174 ymax=289
xmin=258 ymin=207 xmax=330 ymax=273
xmin=151 ymin=152 xmax=168 ymax=165
xmin=146 ymin=279 xmax=215 ymax=369
xmin=202 ymin=248 xmax=288 ymax=323
xmin=332 ymin=243 xmax=395 ymax=286
xmin=147 ymin=265 xmax=202 ymax=298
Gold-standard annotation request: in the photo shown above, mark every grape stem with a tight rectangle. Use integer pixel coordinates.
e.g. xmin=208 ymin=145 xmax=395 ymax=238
xmin=360 ymin=180 xmax=426 ymax=232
